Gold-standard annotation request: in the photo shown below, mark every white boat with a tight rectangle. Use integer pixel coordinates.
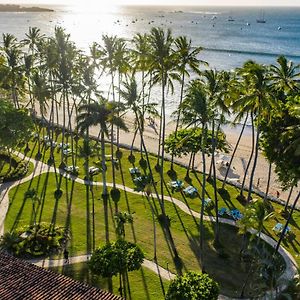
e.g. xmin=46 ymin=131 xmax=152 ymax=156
xmin=257 ymin=10 xmax=266 ymax=23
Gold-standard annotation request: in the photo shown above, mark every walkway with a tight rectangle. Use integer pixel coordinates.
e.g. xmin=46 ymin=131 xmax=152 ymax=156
xmin=0 ymin=152 xmax=298 ymax=299
xmin=31 ymin=255 xmax=176 ymax=281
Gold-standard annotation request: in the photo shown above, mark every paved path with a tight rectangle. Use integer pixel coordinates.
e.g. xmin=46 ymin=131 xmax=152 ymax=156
xmin=0 ymin=152 xmax=298 ymax=299
xmin=30 ymin=254 xmax=176 ymax=281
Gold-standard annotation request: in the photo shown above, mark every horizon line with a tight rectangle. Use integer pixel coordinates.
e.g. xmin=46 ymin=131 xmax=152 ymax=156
xmin=3 ymin=3 xmax=300 ymax=7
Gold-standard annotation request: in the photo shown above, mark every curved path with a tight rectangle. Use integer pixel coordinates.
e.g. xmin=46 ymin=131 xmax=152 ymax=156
xmin=0 ymin=152 xmax=298 ymax=299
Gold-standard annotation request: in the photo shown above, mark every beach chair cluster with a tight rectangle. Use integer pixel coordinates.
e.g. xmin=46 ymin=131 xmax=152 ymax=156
xmin=218 ymin=207 xmax=243 ymax=220
xmin=272 ymin=223 xmax=291 ymax=236
xmin=89 ymin=166 xmax=100 ymax=176
xmin=183 ymin=185 xmax=198 ymax=196
xmin=168 ymin=180 xmax=184 ymax=192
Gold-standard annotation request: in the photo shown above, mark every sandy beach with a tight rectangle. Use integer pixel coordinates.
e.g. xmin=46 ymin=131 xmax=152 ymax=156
xmin=38 ymin=106 xmax=300 ymax=208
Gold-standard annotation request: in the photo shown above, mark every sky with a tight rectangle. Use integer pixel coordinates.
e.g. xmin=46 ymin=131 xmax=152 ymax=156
xmin=1 ymin=0 xmax=300 ymax=6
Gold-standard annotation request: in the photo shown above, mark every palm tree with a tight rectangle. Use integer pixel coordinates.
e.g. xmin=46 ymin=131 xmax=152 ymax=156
xmin=120 ymin=75 xmax=159 ymax=155
xmin=231 ymin=61 xmax=274 ymax=202
xmin=270 ymin=55 xmax=300 ymax=93
xmin=76 ymin=98 xmax=128 ymax=244
xmin=200 ymin=69 xmax=229 ymax=243
xmin=148 ymin=27 xmax=179 ymax=216
xmin=2 ymin=34 xmax=23 ymax=108
xmin=22 ymin=27 xmax=45 ymax=56
xmin=114 ymin=38 xmax=129 ymax=149
xmin=99 ymin=35 xmax=122 ymax=190
xmin=179 ymin=79 xmax=213 ymax=270
xmin=171 ymin=36 xmax=207 ymax=169
xmin=131 ymin=33 xmax=152 ymax=152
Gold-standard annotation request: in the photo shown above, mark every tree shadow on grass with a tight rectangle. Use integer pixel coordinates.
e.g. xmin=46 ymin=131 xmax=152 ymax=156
xmin=10 ymin=165 xmax=50 ymax=232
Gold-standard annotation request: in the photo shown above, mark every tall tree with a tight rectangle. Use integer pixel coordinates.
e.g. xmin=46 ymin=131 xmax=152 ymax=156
xmin=76 ymin=98 xmax=128 ymax=244
xmin=171 ymin=36 xmax=207 ymax=169
xmin=178 ymin=79 xmax=213 ymax=270
xmin=148 ymin=27 xmax=179 ymax=216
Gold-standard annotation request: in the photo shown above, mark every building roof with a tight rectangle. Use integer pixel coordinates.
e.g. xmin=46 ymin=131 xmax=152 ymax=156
xmin=0 ymin=251 xmax=122 ymax=300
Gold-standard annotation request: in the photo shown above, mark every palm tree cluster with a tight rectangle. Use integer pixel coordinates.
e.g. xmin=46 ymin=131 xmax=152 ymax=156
xmin=0 ymin=26 xmax=299 ymax=284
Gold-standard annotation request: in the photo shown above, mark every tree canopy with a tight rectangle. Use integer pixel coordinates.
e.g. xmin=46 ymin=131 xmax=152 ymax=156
xmin=0 ymin=99 xmax=33 ymax=150
xmin=165 ymin=127 xmax=230 ymax=158
xmin=165 ymin=271 xmax=219 ymax=300
xmin=260 ymin=94 xmax=300 ymax=189
xmin=88 ymin=239 xmax=144 ymax=278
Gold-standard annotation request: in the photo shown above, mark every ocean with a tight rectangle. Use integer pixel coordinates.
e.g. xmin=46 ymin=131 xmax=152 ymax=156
xmin=1 ymin=5 xmax=300 ymax=118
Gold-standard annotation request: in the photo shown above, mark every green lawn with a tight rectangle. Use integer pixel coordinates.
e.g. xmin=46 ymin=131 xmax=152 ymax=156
xmin=6 ymin=171 xmax=286 ymax=298
xmin=19 ymin=130 xmax=300 ymax=266
xmin=50 ymin=263 xmax=169 ymax=300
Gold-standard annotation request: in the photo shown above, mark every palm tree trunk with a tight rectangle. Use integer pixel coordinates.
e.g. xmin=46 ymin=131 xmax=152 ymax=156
xmin=247 ymin=122 xmax=260 ymax=203
xmin=274 ymin=191 xmax=300 ymax=254
xmin=101 ymin=130 xmax=109 ymax=244
xmin=185 ymin=152 xmax=193 ymax=178
xmin=156 ymin=104 xmax=163 ymax=167
xmin=101 ymin=131 xmax=108 ymax=196
xmin=130 ymin=127 xmax=138 ymax=156
xmin=240 ymin=113 xmax=255 ymax=198
xmin=171 ymin=71 xmax=185 ymax=170
xmin=211 ymin=120 xmax=220 ymax=244
xmin=284 ymin=186 xmax=294 ymax=211
xmin=222 ymin=112 xmax=249 ymax=189
xmin=264 ymin=162 xmax=272 ymax=201
xmin=160 ymin=79 xmax=166 ymax=216
xmin=200 ymin=123 xmax=207 ymax=270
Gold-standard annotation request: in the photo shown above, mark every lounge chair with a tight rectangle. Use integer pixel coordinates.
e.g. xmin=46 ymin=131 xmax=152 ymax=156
xmin=64 ymin=165 xmax=79 ymax=173
xmin=168 ymin=180 xmax=184 ymax=191
xmin=89 ymin=166 xmax=100 ymax=175
xmin=231 ymin=209 xmax=243 ymax=220
xmin=183 ymin=186 xmax=197 ymax=196
xmin=203 ymin=198 xmax=212 ymax=207
xmin=63 ymin=149 xmax=73 ymax=156
xmin=272 ymin=223 xmax=291 ymax=235
xmin=58 ymin=142 xmax=69 ymax=150
xmin=129 ymin=167 xmax=140 ymax=175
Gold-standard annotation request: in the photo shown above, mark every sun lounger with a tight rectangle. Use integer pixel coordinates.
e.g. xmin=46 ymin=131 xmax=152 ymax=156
xmin=63 ymin=149 xmax=73 ymax=156
xmin=272 ymin=223 xmax=291 ymax=235
xmin=231 ymin=209 xmax=243 ymax=220
xmin=89 ymin=166 xmax=100 ymax=175
xmin=58 ymin=142 xmax=69 ymax=149
xmin=129 ymin=167 xmax=140 ymax=175
xmin=168 ymin=180 xmax=184 ymax=190
xmin=203 ymin=198 xmax=212 ymax=207
xmin=183 ymin=186 xmax=197 ymax=196
xmin=218 ymin=207 xmax=230 ymax=216
xmin=64 ymin=165 xmax=79 ymax=173
xmin=45 ymin=141 xmax=57 ymax=148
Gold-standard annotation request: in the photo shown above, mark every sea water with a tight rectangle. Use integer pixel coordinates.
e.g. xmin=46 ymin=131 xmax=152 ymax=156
xmin=1 ymin=5 xmax=299 ymax=118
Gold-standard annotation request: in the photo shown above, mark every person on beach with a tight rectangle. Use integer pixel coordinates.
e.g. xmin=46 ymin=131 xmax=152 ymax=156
xmin=257 ymin=178 xmax=260 ymax=187
xmin=276 ymin=191 xmax=280 ymax=198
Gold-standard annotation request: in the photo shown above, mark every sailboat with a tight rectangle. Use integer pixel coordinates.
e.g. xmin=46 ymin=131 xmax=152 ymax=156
xmin=257 ymin=10 xmax=266 ymax=23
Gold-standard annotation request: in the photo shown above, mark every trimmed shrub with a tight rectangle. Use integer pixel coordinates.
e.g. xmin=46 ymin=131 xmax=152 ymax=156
xmin=165 ymin=271 xmax=219 ymax=300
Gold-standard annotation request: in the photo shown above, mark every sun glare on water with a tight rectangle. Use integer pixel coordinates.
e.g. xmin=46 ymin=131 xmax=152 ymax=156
xmin=59 ymin=0 xmax=125 ymax=52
